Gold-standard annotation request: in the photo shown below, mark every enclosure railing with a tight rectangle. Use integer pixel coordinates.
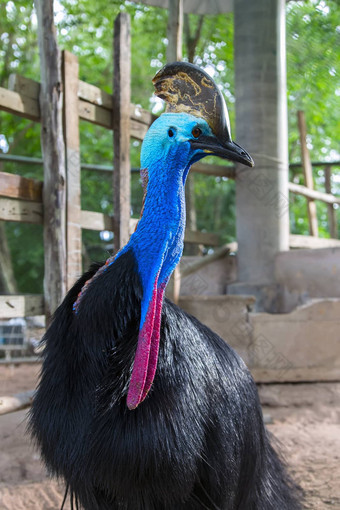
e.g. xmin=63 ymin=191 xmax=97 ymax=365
xmin=0 ymin=13 xmax=339 ymax=323
xmin=0 ymin=13 xmax=223 ymax=323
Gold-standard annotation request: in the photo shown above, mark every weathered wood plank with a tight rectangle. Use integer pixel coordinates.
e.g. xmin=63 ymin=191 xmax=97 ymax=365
xmin=0 ymin=86 xmax=39 ymax=121
xmin=0 ymin=172 xmax=42 ymax=201
xmin=324 ymin=165 xmax=338 ymax=239
xmin=0 ymin=294 xmax=44 ymax=319
xmin=288 ymin=182 xmax=340 ymax=205
xmin=0 ymin=390 xmax=35 ymax=416
xmin=79 ymin=101 xmax=149 ymax=140
xmin=130 ymin=104 xmax=153 ymax=126
xmin=131 ymin=119 xmax=149 ymax=141
xmin=297 ymin=111 xmax=318 ymax=237
xmin=78 ymin=99 xmax=111 ymax=128
xmin=171 ymin=266 xmax=181 ymax=305
xmin=8 ymin=73 xmax=40 ymax=100
xmin=184 ymin=229 xmax=220 ymax=246
xmin=80 ymin=211 xmax=138 ymax=232
xmin=180 ymin=244 xmax=234 ymax=278
xmin=113 ymin=13 xmax=131 ymax=250
xmin=8 ymin=73 xmax=153 ymax=132
xmin=251 ymin=366 xmax=340 ymax=384
xmin=0 ymin=357 xmax=40 ymax=365
xmin=63 ymin=51 xmax=82 ymax=289
xmin=35 ymin=0 xmax=67 ymax=320
xmin=80 ymin=210 xmax=113 ymax=231
xmin=78 ymin=79 xmax=112 ymax=109
xmin=0 ymin=197 xmax=42 ymax=223
xmin=0 ymin=199 xmax=137 ymax=234
xmin=191 ymin=162 xmax=235 ymax=178
xmin=129 ymin=218 xmax=138 ymax=232
xmin=79 ymin=79 xmax=153 ymax=125
xmin=289 ymin=234 xmax=340 ymax=249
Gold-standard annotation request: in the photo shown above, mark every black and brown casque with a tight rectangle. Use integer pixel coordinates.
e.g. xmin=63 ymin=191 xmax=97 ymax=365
xmin=152 ymin=61 xmax=232 ymax=142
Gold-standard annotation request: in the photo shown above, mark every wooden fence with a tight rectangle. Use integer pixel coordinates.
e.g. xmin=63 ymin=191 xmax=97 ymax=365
xmin=0 ymin=12 xmax=339 ymax=323
xmin=0 ymin=12 xmax=225 ymax=322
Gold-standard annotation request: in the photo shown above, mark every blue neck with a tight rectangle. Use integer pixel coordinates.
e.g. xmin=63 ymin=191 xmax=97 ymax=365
xmin=128 ymin=151 xmax=189 ymax=289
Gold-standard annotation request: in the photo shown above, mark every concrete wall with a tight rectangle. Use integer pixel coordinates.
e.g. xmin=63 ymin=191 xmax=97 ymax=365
xmin=179 ymin=296 xmax=340 ymax=383
xmin=175 ymin=247 xmax=340 ymax=311
xmin=275 ymin=248 xmax=340 ymax=299
xmin=179 ymin=295 xmax=255 ymax=364
xmin=167 ymin=254 xmax=237 ymax=297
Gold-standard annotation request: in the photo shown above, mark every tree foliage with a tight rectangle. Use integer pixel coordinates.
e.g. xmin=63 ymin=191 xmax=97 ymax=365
xmin=0 ymin=0 xmax=339 ymax=293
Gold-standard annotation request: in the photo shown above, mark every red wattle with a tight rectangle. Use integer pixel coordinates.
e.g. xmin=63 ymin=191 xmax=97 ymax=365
xmin=127 ymin=285 xmax=158 ymax=410
xmin=141 ymin=287 xmax=165 ymax=401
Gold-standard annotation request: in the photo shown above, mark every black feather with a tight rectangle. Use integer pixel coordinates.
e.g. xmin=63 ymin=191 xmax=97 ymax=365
xmin=29 ymin=249 xmax=302 ymax=509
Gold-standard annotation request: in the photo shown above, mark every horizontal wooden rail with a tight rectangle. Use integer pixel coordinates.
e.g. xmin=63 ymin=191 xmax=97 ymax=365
xmin=184 ymin=229 xmax=220 ymax=246
xmin=0 ymin=294 xmax=45 ymax=318
xmin=0 ymin=197 xmax=43 ymax=223
xmin=0 ymin=389 xmax=35 ymax=415
xmin=3 ymin=73 xmax=152 ymax=141
xmin=180 ymin=243 xmax=237 ymax=279
xmin=0 ymin=86 xmax=40 ymax=121
xmin=80 ymin=210 xmax=113 ymax=231
xmin=191 ymin=162 xmax=235 ymax=178
xmin=288 ymin=182 xmax=340 ymax=205
xmin=0 ymin=357 xmax=40 ymax=365
xmin=0 ymin=172 xmax=42 ymax=201
xmin=0 ymin=195 xmax=217 ymax=244
xmin=289 ymin=234 xmax=340 ymax=249
xmin=0 ymin=345 xmax=27 ymax=351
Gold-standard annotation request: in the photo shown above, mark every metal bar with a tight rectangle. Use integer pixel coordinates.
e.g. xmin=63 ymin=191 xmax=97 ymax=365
xmin=0 ymin=154 xmax=43 ymax=165
xmin=1 ymin=153 xmax=338 ymax=172
xmin=290 ymin=160 xmax=340 ymax=168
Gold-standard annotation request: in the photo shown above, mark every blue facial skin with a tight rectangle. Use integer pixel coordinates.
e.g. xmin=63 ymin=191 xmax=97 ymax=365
xmin=134 ymin=113 xmax=211 ymax=315
xmin=117 ymin=113 xmax=213 ymax=327
xmin=140 ymin=113 xmax=212 ymax=186
xmin=73 ymin=112 xmax=214 ymax=325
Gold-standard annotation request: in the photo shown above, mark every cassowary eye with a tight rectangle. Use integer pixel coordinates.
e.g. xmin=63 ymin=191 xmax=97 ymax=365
xmin=168 ymin=128 xmax=175 ymax=137
xmin=192 ymin=127 xmax=202 ymax=138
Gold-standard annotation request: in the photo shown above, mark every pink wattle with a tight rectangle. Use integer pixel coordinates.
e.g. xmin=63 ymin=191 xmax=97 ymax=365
xmin=126 ymin=283 xmax=160 ymax=410
xmin=141 ymin=287 xmax=165 ymax=401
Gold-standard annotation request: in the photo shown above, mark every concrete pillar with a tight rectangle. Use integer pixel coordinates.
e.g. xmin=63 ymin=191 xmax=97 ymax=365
xmin=229 ymin=0 xmax=289 ymax=312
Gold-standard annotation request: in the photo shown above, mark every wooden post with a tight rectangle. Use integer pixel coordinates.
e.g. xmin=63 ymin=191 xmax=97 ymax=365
xmin=62 ymin=51 xmax=82 ymax=288
xmin=34 ymin=0 xmax=66 ymax=321
xmin=167 ymin=0 xmax=198 ymax=254
xmin=172 ymin=265 xmax=181 ymax=305
xmin=113 ymin=13 xmax=131 ymax=250
xmin=325 ymin=165 xmax=338 ymax=239
xmin=297 ymin=111 xmax=318 ymax=237
xmin=167 ymin=0 xmax=183 ymax=62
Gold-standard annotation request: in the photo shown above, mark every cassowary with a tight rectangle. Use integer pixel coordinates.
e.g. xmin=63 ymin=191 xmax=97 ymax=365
xmin=29 ymin=62 xmax=301 ymax=509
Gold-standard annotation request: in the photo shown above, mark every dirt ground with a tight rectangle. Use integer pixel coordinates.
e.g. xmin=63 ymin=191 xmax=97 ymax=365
xmin=0 ymin=364 xmax=339 ymax=510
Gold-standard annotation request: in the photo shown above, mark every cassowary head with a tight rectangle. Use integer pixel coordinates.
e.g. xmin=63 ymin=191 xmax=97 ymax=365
xmin=141 ymin=62 xmax=253 ymax=179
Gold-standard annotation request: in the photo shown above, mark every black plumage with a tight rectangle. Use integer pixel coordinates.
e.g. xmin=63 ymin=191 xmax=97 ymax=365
xmin=29 ymin=249 xmax=301 ymax=509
